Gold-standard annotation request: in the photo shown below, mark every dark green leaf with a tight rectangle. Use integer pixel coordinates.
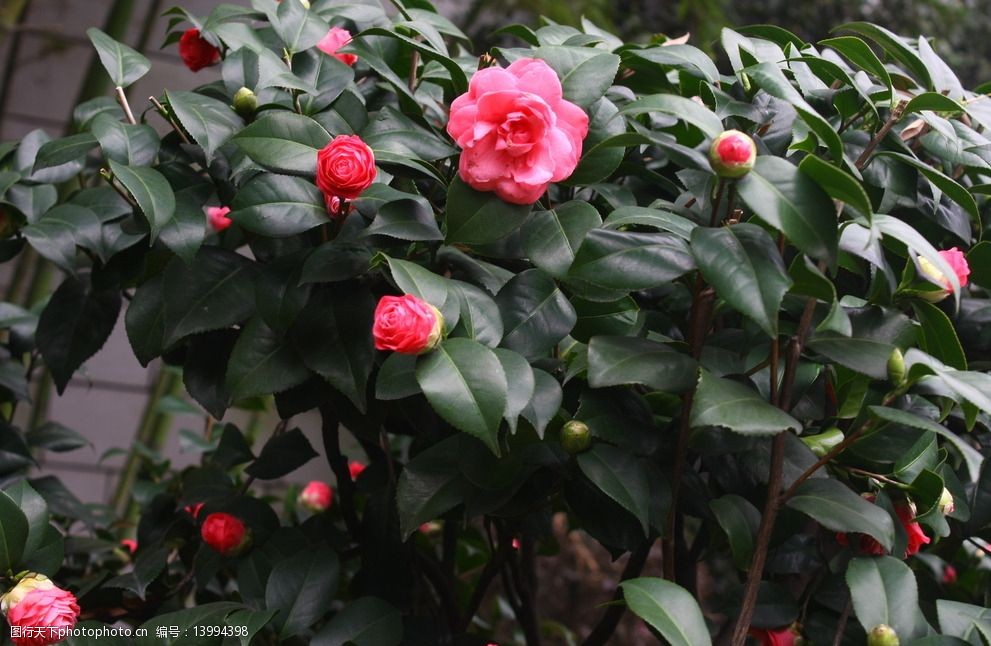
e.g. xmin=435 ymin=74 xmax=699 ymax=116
xmin=577 ymin=444 xmax=650 ymax=534
xmin=690 ymin=371 xmax=800 ymax=435
xmin=521 ymin=201 xmax=601 ymax=278
xmin=847 ymin=556 xmax=927 ymax=640
xmin=86 ymin=27 xmax=150 ymax=88
xmin=167 ymin=90 xmax=243 ymax=162
xmin=233 ymin=112 xmax=330 ymax=175
xmin=445 ymin=178 xmax=532 ymax=245
xmin=108 ymin=159 xmax=175 ymax=239
xmin=396 ymin=436 xmax=471 ymax=538
xmin=312 ymin=597 xmax=403 ymax=646
xmin=91 ymin=114 xmax=160 ymax=166
xmin=495 ymin=269 xmax=576 ymax=360
xmin=710 ymin=494 xmax=760 ymax=570
xmin=264 ymin=547 xmax=338 ymax=639
xmin=736 ymin=156 xmax=837 ymax=269
xmin=786 ymin=478 xmax=894 ymax=551
xmin=692 ymin=223 xmax=792 ymax=337
xmin=225 ymin=317 xmax=310 ymax=401
xmin=620 ymin=94 xmax=723 ymax=138
xmin=415 ymin=338 xmax=508 ymax=455
xmin=588 ymin=336 xmax=697 ymax=393
xmin=231 ymin=173 xmax=327 ymax=236
xmin=569 ymin=229 xmax=695 ymax=292
xmin=33 ymin=134 xmax=98 ymax=172
xmin=0 ymin=490 xmax=28 ymax=572
xmin=798 ymin=154 xmax=873 ymax=219
xmin=37 ymin=275 xmax=121 ymax=394
xmin=25 ymin=423 xmax=91 ymax=453
xmin=620 ymin=578 xmax=712 ymax=646
xmin=246 ymin=427 xmax=317 ymax=480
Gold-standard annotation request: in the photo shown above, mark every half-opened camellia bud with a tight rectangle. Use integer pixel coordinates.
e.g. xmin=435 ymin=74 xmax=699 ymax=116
xmin=560 ymin=420 xmax=592 ymax=454
xmin=201 ymin=512 xmax=251 ymax=556
xmin=232 ymin=87 xmax=257 ymax=117
xmin=373 ymin=294 xmax=444 ymax=355
xmin=917 ymin=248 xmax=971 ymax=302
xmin=299 ymin=480 xmax=333 ymax=512
xmin=708 ymin=129 xmax=756 ymax=178
xmin=867 ymin=624 xmax=899 ymax=646
xmin=0 ymin=573 xmax=80 ymax=646
xmin=887 ymin=348 xmax=906 ymax=386
xmin=938 ymin=488 xmax=955 ymax=515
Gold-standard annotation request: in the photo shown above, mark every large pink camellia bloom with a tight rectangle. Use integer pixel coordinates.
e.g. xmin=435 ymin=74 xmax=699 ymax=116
xmin=446 ymin=58 xmax=589 ymax=205
xmin=1 ymin=573 xmax=79 ymax=646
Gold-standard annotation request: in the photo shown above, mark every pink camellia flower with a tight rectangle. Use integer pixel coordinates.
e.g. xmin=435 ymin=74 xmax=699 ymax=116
xmin=201 ymin=512 xmax=251 ymax=556
xmin=317 ymin=27 xmax=358 ymax=66
xmin=446 ymin=58 xmax=589 ymax=205
xmin=918 ymin=247 xmax=970 ymax=293
xmin=316 ymin=135 xmax=377 ymax=200
xmin=836 ymin=500 xmax=930 ymax=558
xmin=348 ymin=461 xmax=366 ymax=480
xmin=942 ymin=564 xmax=957 ymax=584
xmin=178 ymin=29 xmax=221 ymax=72
xmin=748 ymin=626 xmax=797 ymax=646
xmin=120 ymin=539 xmax=138 ymax=554
xmin=206 ymin=206 xmax=232 ymax=232
xmin=372 ymin=294 xmax=444 ymax=354
xmin=709 ymin=129 xmax=757 ymax=178
xmin=299 ymin=480 xmax=333 ymax=512
xmin=0 ymin=573 xmax=79 ymax=646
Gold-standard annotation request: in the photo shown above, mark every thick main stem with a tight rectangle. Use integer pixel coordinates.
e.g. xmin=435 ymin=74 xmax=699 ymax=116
xmin=581 ymin=539 xmax=652 ymax=646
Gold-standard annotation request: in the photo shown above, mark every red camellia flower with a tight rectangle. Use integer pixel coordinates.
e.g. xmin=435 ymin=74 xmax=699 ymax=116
xmin=178 ymin=29 xmax=221 ymax=72
xmin=942 ymin=564 xmax=957 ymax=584
xmin=372 ymin=294 xmax=444 ymax=354
xmin=120 ymin=539 xmax=138 ymax=554
xmin=299 ymin=481 xmax=333 ymax=512
xmin=184 ymin=502 xmax=204 ymax=518
xmin=317 ymin=27 xmax=358 ymax=66
xmin=709 ymin=129 xmax=757 ymax=178
xmin=316 ymin=135 xmax=377 ymax=200
xmin=206 ymin=206 xmax=232 ymax=232
xmin=748 ymin=626 xmax=796 ymax=646
xmin=836 ymin=500 xmax=930 ymax=558
xmin=446 ymin=58 xmax=589 ymax=205
xmin=0 ymin=573 xmax=79 ymax=646
xmin=201 ymin=512 xmax=250 ymax=556
xmin=348 ymin=461 xmax=366 ymax=480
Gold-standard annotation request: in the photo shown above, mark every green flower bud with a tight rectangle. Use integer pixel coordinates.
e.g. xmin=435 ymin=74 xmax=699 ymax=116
xmin=560 ymin=420 xmax=591 ymax=454
xmin=232 ymin=87 xmax=258 ymax=117
xmin=867 ymin=624 xmax=899 ymax=646
xmin=800 ymin=427 xmax=843 ymax=457
xmin=887 ymin=348 xmax=906 ymax=386
xmin=708 ymin=129 xmax=756 ymax=178
xmin=938 ymin=487 xmax=955 ymax=515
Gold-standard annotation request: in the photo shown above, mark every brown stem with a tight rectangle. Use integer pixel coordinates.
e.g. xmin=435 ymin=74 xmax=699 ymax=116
xmin=854 ymin=100 xmax=907 ymax=170
xmin=581 ymin=539 xmax=653 ymax=646
xmin=318 ymin=403 xmax=361 ymax=539
xmin=730 ymin=296 xmax=817 ymax=646
xmin=709 ymin=177 xmax=728 ymax=227
xmin=831 ymin=598 xmax=852 ymax=646
xmin=149 ymin=96 xmax=191 ymax=144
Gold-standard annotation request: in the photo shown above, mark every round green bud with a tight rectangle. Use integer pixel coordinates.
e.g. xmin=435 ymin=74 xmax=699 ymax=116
xmin=867 ymin=624 xmax=899 ymax=646
xmin=887 ymin=348 xmax=906 ymax=386
xmin=708 ymin=129 xmax=756 ymax=178
xmin=560 ymin=420 xmax=591 ymax=454
xmin=233 ymin=87 xmax=258 ymax=117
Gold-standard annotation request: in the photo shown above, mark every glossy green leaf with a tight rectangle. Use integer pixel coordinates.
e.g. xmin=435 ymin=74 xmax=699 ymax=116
xmin=167 ymin=90 xmax=243 ymax=162
xmin=495 ymin=269 xmax=576 ymax=359
xmin=569 ymin=229 xmax=695 ymax=292
xmin=396 ymin=436 xmax=471 ymax=538
xmin=312 ymin=597 xmax=403 ymax=646
xmin=736 ymin=156 xmax=837 ymax=270
xmin=108 ymin=159 xmax=175 ymax=239
xmin=692 ymin=223 xmax=792 ymax=337
xmin=620 ymin=578 xmax=712 ymax=646
xmin=445 ymin=178 xmax=532 ymax=245
xmin=588 ymin=335 xmax=697 ymax=393
xmin=265 ymin=547 xmax=339 ymax=639
xmin=91 ymin=114 xmax=160 ymax=167
xmin=225 ymin=317 xmax=310 ymax=401
xmin=231 ymin=173 xmax=327 ymax=236
xmin=710 ymin=494 xmax=760 ymax=570
xmin=233 ymin=111 xmax=330 ymax=175
xmin=415 ymin=338 xmax=508 ymax=455
xmin=33 ymin=133 xmax=98 ymax=172
xmin=798 ymin=154 xmax=873 ymax=219
xmin=0 ymin=490 xmax=28 ymax=572
xmin=86 ymin=27 xmax=150 ymax=88
xmin=847 ymin=556 xmax=928 ymax=640
xmin=786 ymin=479 xmax=894 ymax=551
xmin=246 ymin=427 xmax=317 ymax=480
xmin=577 ymin=444 xmax=650 ymax=534
xmin=835 ymin=22 xmax=933 ymax=89
xmin=690 ymin=371 xmax=800 ymax=435
xmin=521 ymin=201 xmax=601 ymax=278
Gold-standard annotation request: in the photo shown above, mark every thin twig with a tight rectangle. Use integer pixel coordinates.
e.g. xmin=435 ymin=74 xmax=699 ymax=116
xmin=854 ymin=100 xmax=907 ymax=170
xmin=831 ymin=598 xmax=852 ymax=646
xmin=115 ymin=86 xmax=136 ymax=124
xmin=149 ymin=95 xmax=191 ymax=144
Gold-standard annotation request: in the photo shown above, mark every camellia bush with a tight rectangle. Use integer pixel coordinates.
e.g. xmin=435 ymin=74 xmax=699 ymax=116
xmin=1 ymin=0 xmax=991 ymax=644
